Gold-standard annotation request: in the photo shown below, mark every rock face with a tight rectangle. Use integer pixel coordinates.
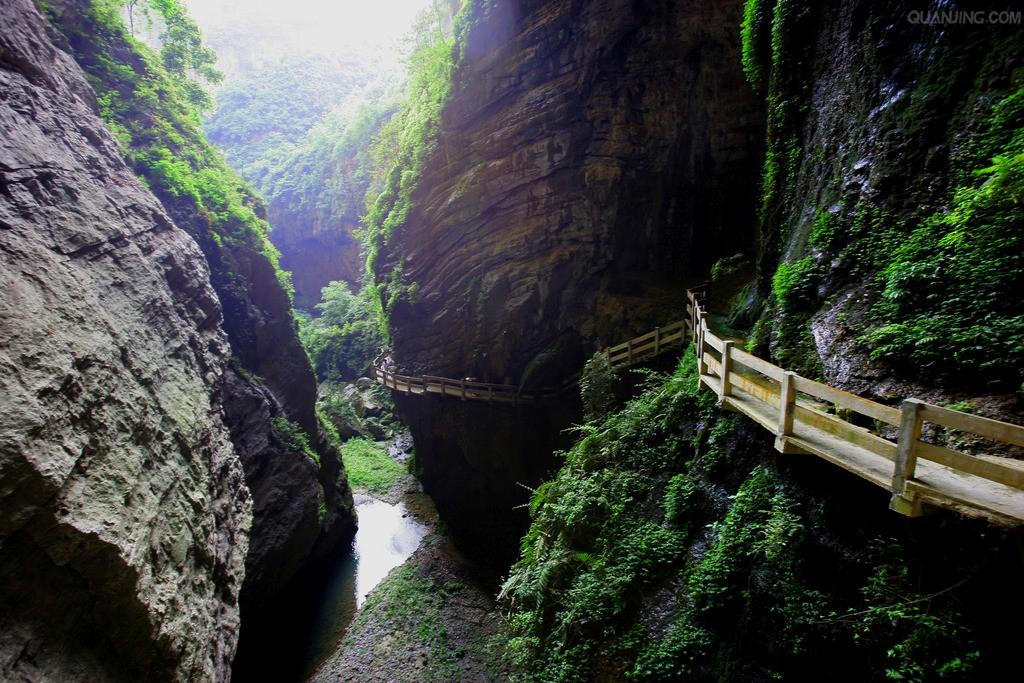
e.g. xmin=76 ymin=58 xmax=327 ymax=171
xmin=383 ymin=0 xmax=762 ymax=382
xmin=755 ymin=0 xmax=1024 ymax=411
xmin=267 ymin=206 xmax=362 ymax=311
xmin=0 ymin=2 xmax=249 ymax=680
xmin=379 ymin=0 xmax=762 ymax=559
xmin=45 ymin=0 xmax=356 ymax=615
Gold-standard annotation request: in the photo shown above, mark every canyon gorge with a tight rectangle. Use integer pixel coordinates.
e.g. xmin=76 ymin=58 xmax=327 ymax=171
xmin=1 ymin=0 xmax=1023 ymax=681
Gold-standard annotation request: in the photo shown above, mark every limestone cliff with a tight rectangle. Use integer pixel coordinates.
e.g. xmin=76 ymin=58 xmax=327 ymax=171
xmin=0 ymin=1 xmax=248 ymax=679
xmin=382 ymin=0 xmax=762 ymax=383
xmin=378 ymin=0 xmax=763 ymax=558
xmin=45 ymin=0 xmax=356 ymax=612
xmin=267 ymin=205 xmax=363 ymax=311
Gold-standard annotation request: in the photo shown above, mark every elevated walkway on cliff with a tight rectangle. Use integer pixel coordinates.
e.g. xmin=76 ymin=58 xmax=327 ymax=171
xmin=371 ymin=319 xmax=687 ymax=405
xmin=373 ymin=288 xmax=1024 ymax=525
xmin=684 ymin=286 xmax=1024 ymax=526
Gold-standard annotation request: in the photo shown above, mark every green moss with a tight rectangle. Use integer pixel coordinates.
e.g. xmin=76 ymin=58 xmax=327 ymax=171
xmin=342 ymin=438 xmax=405 ymax=495
xmin=860 ymin=83 xmax=1024 ymax=387
xmin=771 ymin=256 xmax=817 ymax=313
xmin=740 ymin=0 xmax=773 ymax=89
xmin=270 ymin=416 xmax=318 ymax=465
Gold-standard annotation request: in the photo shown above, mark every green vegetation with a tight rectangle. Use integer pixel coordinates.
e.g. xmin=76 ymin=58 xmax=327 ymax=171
xmin=770 ymin=256 xmax=816 ymax=312
xmin=740 ymin=0 xmax=772 ymax=89
xmin=750 ymin=5 xmax=1024 ymax=389
xmin=260 ymin=91 xmax=399 ymax=236
xmin=204 ymin=57 xmax=380 ymax=188
xmin=120 ymin=0 xmax=222 ymax=110
xmin=49 ymin=0 xmax=294 ymax=298
xmin=345 ymin=565 xmax=461 ymax=680
xmin=580 ymin=352 xmax=617 ymax=423
xmin=861 ymin=82 xmax=1024 ymax=386
xmin=341 ymin=438 xmax=405 ymax=495
xmin=501 ymin=353 xmax=978 ymax=681
xmin=710 ymin=253 xmax=748 ymax=283
xmin=299 ymin=282 xmax=387 ymax=381
xmin=848 ymin=562 xmax=979 ymax=681
xmin=271 ymin=416 xmax=318 ymax=465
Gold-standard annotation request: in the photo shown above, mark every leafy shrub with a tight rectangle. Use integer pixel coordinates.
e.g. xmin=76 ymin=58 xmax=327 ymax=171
xmin=299 ymin=282 xmax=387 ymax=381
xmin=270 ymin=416 xmax=318 ymax=465
xmin=771 ymin=256 xmax=817 ymax=313
xmin=841 ymin=562 xmax=979 ymax=682
xmin=710 ymin=253 xmax=749 ymax=283
xmin=580 ymin=352 xmax=617 ymax=423
xmin=862 ymin=136 xmax=1024 ymax=386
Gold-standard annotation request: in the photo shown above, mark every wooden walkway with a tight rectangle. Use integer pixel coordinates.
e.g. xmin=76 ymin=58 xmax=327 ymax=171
xmin=373 ymin=287 xmax=1024 ymax=524
xmin=372 ymin=321 xmax=687 ymax=405
xmin=686 ymin=286 xmax=1024 ymax=525
xmin=373 ymin=353 xmax=529 ymax=404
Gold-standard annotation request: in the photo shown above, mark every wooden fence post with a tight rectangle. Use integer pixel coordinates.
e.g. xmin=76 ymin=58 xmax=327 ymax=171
xmin=654 ymin=326 xmax=661 ymax=355
xmin=890 ymin=399 xmax=924 ymax=516
xmin=697 ymin=313 xmax=708 ymax=375
xmin=774 ymin=371 xmax=797 ymax=452
xmin=627 ymin=339 xmax=634 ymax=364
xmin=718 ymin=340 xmax=733 ymax=404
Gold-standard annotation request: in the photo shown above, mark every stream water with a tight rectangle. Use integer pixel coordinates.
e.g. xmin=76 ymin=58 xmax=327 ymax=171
xmin=232 ymin=494 xmax=429 ymax=682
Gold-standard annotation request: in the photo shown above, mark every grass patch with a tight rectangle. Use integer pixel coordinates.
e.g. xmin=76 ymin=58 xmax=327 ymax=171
xmin=342 ymin=437 xmax=405 ymax=494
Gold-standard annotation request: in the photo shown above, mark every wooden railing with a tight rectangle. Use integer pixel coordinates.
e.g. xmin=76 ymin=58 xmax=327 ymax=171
xmin=686 ymin=286 xmax=1024 ymax=524
xmin=373 ymin=353 xmax=528 ymax=404
xmin=372 ymin=284 xmax=1024 ymax=522
xmin=373 ymin=315 xmax=690 ymax=404
xmin=605 ymin=320 xmax=687 ymax=369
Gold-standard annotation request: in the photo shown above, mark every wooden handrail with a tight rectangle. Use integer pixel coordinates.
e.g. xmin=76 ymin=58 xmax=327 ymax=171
xmin=684 ymin=288 xmax=1024 ymax=524
xmin=374 ymin=312 xmax=691 ymax=403
xmin=371 ymin=283 xmax=1024 ymax=522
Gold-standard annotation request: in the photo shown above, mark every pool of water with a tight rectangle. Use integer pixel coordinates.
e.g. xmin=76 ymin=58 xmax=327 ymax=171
xmin=231 ymin=495 xmax=429 ymax=682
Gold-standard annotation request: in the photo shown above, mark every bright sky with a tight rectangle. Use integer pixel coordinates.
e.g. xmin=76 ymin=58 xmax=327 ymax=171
xmin=184 ymin=0 xmax=432 ymax=72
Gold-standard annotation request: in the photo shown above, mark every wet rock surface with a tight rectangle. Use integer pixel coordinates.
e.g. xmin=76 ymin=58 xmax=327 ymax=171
xmin=0 ymin=2 xmax=249 ymax=679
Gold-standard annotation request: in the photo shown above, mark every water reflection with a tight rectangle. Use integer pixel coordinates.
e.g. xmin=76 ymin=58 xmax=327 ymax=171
xmin=232 ymin=494 xmax=428 ymax=682
xmin=353 ymin=494 xmax=428 ymax=607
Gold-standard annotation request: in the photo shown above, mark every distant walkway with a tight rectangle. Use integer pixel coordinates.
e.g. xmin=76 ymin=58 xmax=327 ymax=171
xmin=372 ymin=320 xmax=688 ymax=405
xmin=685 ymin=286 xmax=1024 ymax=525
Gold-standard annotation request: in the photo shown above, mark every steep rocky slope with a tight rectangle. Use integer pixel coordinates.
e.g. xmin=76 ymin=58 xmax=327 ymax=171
xmin=0 ymin=2 xmax=248 ymax=679
xmin=0 ymin=2 xmax=359 ymax=680
xmin=376 ymin=0 xmax=763 ymax=559
xmin=45 ymin=0 xmax=356 ymax=613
